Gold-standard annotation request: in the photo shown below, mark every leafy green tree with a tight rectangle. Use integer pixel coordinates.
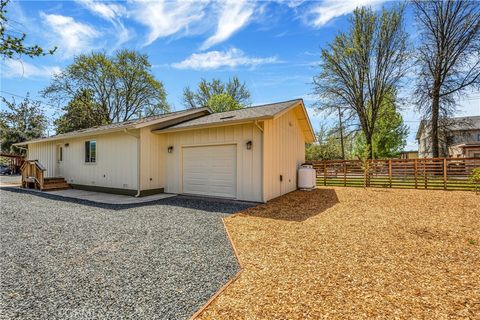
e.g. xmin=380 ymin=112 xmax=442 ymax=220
xmin=42 ymin=49 xmax=169 ymax=123
xmin=313 ymin=5 xmax=408 ymax=159
xmin=183 ymin=76 xmax=250 ymax=111
xmin=206 ymin=93 xmax=242 ymax=113
xmin=352 ymin=93 xmax=408 ymax=159
xmin=0 ymin=0 xmax=56 ymax=59
xmin=306 ymin=124 xmax=353 ymax=161
xmin=54 ymin=89 xmax=107 ymax=134
xmin=0 ymin=94 xmax=47 ymax=154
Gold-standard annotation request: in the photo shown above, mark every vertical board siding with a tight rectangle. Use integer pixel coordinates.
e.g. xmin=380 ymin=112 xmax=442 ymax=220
xmin=140 ymin=127 xmax=166 ymax=191
xmin=27 ymin=132 xmax=138 ymax=190
xmin=27 ymin=141 xmax=57 ymax=177
xmin=162 ymin=123 xmax=262 ymax=202
xmin=263 ymin=108 xmax=306 ymax=202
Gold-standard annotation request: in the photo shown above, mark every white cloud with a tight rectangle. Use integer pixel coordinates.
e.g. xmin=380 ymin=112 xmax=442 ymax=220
xmin=131 ymin=0 xmax=208 ymax=46
xmin=172 ymin=48 xmax=278 ymax=70
xmin=309 ymin=0 xmax=384 ymax=28
xmin=40 ymin=13 xmax=100 ymax=57
xmin=200 ymin=0 xmax=255 ymax=50
xmin=76 ymin=0 xmax=127 ymax=20
xmin=76 ymin=0 xmax=130 ymax=46
xmin=1 ymin=59 xmax=61 ymax=79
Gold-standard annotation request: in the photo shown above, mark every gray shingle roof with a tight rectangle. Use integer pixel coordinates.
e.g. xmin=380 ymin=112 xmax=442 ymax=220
xmin=160 ymin=99 xmax=303 ymax=131
xmin=416 ymin=115 xmax=480 ymax=139
xmin=15 ymin=108 xmax=210 ymax=145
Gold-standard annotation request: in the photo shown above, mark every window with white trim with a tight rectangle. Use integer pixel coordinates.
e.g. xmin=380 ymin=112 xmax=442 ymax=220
xmin=85 ymin=140 xmax=96 ymax=163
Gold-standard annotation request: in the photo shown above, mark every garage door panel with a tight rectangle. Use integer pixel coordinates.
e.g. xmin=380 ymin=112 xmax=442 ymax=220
xmin=182 ymin=145 xmax=237 ymax=198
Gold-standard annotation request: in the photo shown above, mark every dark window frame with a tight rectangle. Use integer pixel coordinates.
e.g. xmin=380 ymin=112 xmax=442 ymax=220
xmin=85 ymin=140 xmax=97 ymax=163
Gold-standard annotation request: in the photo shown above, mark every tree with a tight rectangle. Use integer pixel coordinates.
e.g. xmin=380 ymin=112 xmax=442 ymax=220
xmin=413 ymin=0 xmax=480 ymax=158
xmin=313 ymin=5 xmax=408 ymax=159
xmin=42 ymin=49 xmax=169 ymax=123
xmin=0 ymin=94 xmax=47 ymax=154
xmin=305 ymin=124 xmax=353 ymax=161
xmin=183 ymin=76 xmax=250 ymax=111
xmin=0 ymin=0 xmax=56 ymax=59
xmin=54 ymin=89 xmax=107 ymax=134
xmin=352 ymin=91 xmax=408 ymax=159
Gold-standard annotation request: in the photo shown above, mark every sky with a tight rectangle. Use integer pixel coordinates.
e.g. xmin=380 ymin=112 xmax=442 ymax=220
xmin=1 ymin=0 xmax=479 ymax=150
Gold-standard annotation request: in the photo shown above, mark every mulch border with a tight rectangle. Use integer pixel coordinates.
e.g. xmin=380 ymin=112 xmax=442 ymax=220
xmin=189 ymin=215 xmax=243 ymax=319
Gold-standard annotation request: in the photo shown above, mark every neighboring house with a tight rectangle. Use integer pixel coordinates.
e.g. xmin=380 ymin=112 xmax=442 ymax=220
xmin=416 ymin=116 xmax=480 ymax=158
xmin=14 ymin=99 xmax=315 ymax=202
xmin=399 ymin=150 xmax=418 ymax=159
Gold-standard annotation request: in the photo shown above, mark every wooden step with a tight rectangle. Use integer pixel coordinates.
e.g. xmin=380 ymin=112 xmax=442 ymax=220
xmin=42 ymin=182 xmax=71 ymax=191
xmin=44 ymin=177 xmax=67 ymax=184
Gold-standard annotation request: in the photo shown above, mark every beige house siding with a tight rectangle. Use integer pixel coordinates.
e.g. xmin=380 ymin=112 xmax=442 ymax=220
xmin=139 ymin=127 xmax=167 ymax=191
xmin=263 ymin=107 xmax=306 ymax=202
xmin=160 ymin=123 xmax=263 ymax=202
xmin=27 ymin=141 xmax=58 ymax=178
xmin=28 ymin=132 xmax=138 ymax=190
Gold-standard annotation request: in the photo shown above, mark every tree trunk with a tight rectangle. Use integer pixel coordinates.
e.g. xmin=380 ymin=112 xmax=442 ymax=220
xmin=365 ymin=131 xmax=374 ymax=159
xmin=431 ymin=90 xmax=440 ymax=158
xmin=338 ymin=108 xmax=345 ymax=160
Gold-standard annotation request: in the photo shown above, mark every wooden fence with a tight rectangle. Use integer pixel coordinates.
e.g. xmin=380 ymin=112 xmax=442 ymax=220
xmin=312 ymin=158 xmax=480 ymax=191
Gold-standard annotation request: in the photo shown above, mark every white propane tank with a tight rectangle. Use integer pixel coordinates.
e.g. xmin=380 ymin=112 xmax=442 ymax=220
xmin=298 ymin=164 xmax=316 ymax=190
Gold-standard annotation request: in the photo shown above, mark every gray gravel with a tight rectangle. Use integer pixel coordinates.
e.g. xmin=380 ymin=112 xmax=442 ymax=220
xmin=0 ymin=188 xmax=253 ymax=320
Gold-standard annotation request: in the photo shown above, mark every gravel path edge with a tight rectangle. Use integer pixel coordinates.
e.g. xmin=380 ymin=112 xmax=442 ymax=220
xmin=189 ymin=216 xmax=244 ymax=320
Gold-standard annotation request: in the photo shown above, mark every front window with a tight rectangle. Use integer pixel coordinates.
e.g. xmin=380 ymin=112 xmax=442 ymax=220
xmin=85 ymin=140 xmax=96 ymax=163
xmin=477 ymin=134 xmax=480 ymax=142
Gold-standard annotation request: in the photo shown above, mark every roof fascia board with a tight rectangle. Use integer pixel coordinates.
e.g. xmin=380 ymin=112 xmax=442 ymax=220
xmin=133 ymin=108 xmax=211 ymax=129
xmin=152 ymin=118 xmax=271 ymax=134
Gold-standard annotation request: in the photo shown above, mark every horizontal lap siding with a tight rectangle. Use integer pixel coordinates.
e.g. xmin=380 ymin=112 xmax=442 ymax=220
xmin=263 ymin=108 xmax=306 ymax=202
xmin=163 ymin=123 xmax=262 ymax=202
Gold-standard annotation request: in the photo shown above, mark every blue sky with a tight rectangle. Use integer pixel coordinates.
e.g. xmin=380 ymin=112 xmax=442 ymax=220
xmin=1 ymin=0 xmax=479 ymax=149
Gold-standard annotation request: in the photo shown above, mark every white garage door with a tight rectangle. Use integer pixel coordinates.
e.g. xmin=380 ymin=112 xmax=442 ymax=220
xmin=182 ymin=145 xmax=237 ymax=198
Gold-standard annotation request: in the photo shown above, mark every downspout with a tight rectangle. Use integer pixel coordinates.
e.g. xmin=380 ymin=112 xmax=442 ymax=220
xmin=124 ymin=128 xmax=141 ymax=197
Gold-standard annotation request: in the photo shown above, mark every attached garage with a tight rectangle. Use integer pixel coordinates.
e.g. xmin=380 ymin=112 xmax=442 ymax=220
xmin=17 ymin=99 xmax=315 ymax=202
xmin=182 ymin=145 xmax=237 ymax=198
xmin=154 ymin=99 xmax=315 ymax=202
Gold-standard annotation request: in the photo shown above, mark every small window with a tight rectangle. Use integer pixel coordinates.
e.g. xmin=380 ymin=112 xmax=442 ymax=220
xmin=59 ymin=147 xmax=63 ymax=161
xmin=85 ymin=140 xmax=96 ymax=163
xmin=477 ymin=134 xmax=480 ymax=142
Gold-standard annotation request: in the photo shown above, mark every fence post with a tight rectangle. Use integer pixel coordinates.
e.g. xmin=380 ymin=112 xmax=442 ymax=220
xmin=424 ymin=159 xmax=427 ymax=189
xmin=414 ymin=159 xmax=418 ymax=189
xmin=344 ymin=161 xmax=347 ymax=187
xmin=323 ymin=162 xmax=326 ymax=186
xmin=388 ymin=159 xmax=392 ymax=188
xmin=443 ymin=158 xmax=447 ymax=190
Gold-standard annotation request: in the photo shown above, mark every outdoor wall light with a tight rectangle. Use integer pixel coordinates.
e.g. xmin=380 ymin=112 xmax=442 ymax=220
xmin=167 ymin=146 xmax=174 ymax=153
xmin=246 ymin=141 xmax=252 ymax=150
xmin=64 ymin=143 xmax=69 ymax=147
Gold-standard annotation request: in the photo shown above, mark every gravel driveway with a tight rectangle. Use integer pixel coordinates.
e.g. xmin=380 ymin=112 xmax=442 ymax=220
xmin=0 ymin=188 xmax=253 ymax=320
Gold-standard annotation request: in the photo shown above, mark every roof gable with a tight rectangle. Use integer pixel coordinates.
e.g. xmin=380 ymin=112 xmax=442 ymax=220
xmin=155 ymin=99 xmax=315 ymax=142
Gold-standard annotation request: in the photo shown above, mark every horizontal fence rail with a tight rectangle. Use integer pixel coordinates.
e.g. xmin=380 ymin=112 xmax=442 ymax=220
xmin=312 ymin=158 xmax=480 ymax=191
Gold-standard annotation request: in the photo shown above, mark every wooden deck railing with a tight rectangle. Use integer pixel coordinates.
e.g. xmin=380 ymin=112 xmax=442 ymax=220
xmin=20 ymin=160 xmax=46 ymax=190
xmin=312 ymin=158 xmax=480 ymax=191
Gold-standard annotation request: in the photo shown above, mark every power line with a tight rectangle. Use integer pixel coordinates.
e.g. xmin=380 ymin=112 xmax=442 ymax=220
xmin=0 ymin=90 xmax=58 ymax=109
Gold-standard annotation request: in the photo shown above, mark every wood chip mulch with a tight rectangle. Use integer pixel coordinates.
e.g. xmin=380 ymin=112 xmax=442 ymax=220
xmin=198 ymin=187 xmax=480 ymax=319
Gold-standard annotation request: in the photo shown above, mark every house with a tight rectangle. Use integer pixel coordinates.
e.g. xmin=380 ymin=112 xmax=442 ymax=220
xmin=14 ymin=99 xmax=315 ymax=202
xmin=416 ymin=116 xmax=480 ymax=158
xmin=399 ymin=150 xmax=418 ymax=159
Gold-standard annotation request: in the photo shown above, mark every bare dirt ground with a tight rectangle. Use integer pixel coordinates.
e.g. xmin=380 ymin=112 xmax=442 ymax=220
xmin=198 ymin=187 xmax=480 ymax=319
